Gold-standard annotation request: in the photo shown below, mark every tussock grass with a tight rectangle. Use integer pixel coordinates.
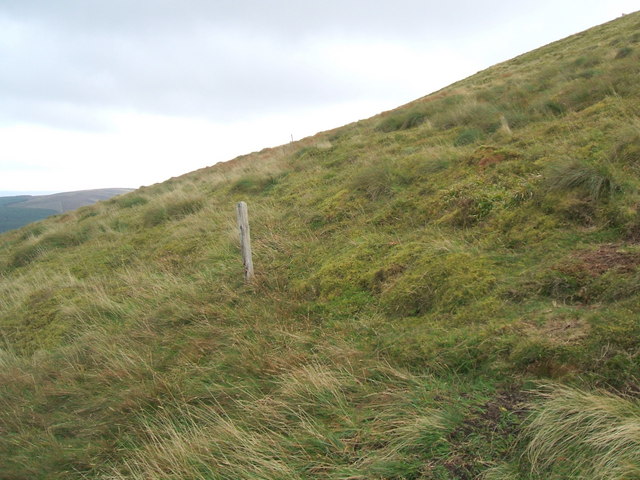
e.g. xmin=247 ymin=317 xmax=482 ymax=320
xmin=103 ymin=361 xmax=461 ymax=479
xmin=524 ymin=384 xmax=640 ymax=479
xmin=107 ymin=405 xmax=304 ymax=480
xmin=545 ymin=159 xmax=619 ymax=202
xmin=115 ymin=194 xmax=149 ymax=209
xmin=375 ymin=106 xmax=431 ymax=133
xmin=141 ymin=191 xmax=205 ymax=227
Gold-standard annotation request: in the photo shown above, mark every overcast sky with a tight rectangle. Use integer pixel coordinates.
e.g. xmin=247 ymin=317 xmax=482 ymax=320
xmin=0 ymin=1 xmax=638 ymax=193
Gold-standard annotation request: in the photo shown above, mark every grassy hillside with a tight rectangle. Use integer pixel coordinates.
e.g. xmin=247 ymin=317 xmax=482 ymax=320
xmin=0 ymin=189 xmax=134 ymax=233
xmin=1 ymin=12 xmax=639 ymax=479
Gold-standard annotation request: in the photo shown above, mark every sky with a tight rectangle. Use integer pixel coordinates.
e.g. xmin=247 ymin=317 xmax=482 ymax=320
xmin=0 ymin=1 xmax=638 ymax=194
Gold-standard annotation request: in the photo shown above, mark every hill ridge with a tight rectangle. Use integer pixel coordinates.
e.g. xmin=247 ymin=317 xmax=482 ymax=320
xmin=13 ymin=188 xmax=134 ymax=213
xmin=0 ymin=188 xmax=134 ymax=233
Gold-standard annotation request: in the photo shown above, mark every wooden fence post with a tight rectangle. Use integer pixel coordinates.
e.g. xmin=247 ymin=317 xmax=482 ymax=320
xmin=236 ymin=201 xmax=254 ymax=283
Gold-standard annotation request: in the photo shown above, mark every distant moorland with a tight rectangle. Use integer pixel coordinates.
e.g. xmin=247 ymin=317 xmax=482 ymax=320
xmin=0 ymin=188 xmax=133 ymax=233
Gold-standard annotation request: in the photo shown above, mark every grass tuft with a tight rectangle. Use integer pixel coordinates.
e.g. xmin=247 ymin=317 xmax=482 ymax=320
xmin=525 ymin=384 xmax=640 ymax=479
xmin=545 ymin=159 xmax=619 ymax=202
xmin=454 ymin=128 xmax=484 ymax=146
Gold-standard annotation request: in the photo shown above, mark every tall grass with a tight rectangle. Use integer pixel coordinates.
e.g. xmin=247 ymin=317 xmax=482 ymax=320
xmin=525 ymin=384 xmax=640 ymax=479
xmin=101 ymin=362 xmax=453 ymax=480
xmin=107 ymin=405 xmax=303 ymax=480
xmin=545 ymin=159 xmax=619 ymax=201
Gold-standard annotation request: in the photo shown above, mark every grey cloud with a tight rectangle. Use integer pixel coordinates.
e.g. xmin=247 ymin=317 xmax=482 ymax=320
xmin=0 ymin=97 xmax=114 ymax=131
xmin=2 ymin=1 xmax=525 ymax=38
xmin=0 ymin=7 xmax=371 ymax=127
xmin=0 ymin=0 xmax=614 ymax=129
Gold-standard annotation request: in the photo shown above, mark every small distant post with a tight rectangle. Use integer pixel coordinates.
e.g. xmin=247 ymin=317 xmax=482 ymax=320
xmin=236 ymin=201 xmax=254 ymax=283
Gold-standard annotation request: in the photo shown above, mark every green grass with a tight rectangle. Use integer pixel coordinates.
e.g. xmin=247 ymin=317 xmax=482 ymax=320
xmin=0 ymin=10 xmax=640 ymax=479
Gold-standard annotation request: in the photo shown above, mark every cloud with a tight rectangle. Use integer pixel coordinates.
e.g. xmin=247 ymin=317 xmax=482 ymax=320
xmin=1 ymin=0 xmax=638 ymax=191
xmin=0 ymin=0 xmax=556 ymax=129
xmin=0 ymin=9 xmax=383 ymax=127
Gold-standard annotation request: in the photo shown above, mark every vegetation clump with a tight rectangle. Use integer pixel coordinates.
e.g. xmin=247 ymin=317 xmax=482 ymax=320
xmin=545 ymin=159 xmax=619 ymax=202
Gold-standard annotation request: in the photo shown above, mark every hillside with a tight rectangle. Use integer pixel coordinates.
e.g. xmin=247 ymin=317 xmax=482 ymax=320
xmin=1 ymin=12 xmax=639 ymax=479
xmin=0 ymin=189 xmax=134 ymax=233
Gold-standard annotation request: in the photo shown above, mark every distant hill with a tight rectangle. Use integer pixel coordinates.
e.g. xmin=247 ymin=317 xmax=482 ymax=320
xmin=0 ymin=188 xmax=133 ymax=233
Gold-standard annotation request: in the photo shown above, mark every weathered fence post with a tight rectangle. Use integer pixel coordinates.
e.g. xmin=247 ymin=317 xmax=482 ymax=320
xmin=236 ymin=201 xmax=254 ymax=283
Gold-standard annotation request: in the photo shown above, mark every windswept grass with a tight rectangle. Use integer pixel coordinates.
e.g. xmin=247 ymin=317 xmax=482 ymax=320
xmin=485 ymin=384 xmax=640 ymax=480
xmin=525 ymin=384 xmax=640 ymax=479
xmin=545 ymin=159 xmax=620 ymax=202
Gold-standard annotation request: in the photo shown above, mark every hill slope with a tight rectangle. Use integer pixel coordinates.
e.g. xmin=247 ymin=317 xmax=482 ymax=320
xmin=0 ymin=189 xmax=134 ymax=233
xmin=1 ymin=12 xmax=639 ymax=479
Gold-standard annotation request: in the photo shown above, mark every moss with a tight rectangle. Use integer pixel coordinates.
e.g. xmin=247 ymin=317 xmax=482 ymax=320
xmin=309 ymin=236 xmax=394 ymax=298
xmin=381 ymin=248 xmax=498 ymax=316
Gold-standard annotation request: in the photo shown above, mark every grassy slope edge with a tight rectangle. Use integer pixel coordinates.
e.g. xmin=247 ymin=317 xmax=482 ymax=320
xmin=1 ymin=12 xmax=639 ymax=480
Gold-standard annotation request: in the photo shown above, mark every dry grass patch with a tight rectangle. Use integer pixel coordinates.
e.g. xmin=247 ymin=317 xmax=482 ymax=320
xmin=525 ymin=384 xmax=640 ymax=479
